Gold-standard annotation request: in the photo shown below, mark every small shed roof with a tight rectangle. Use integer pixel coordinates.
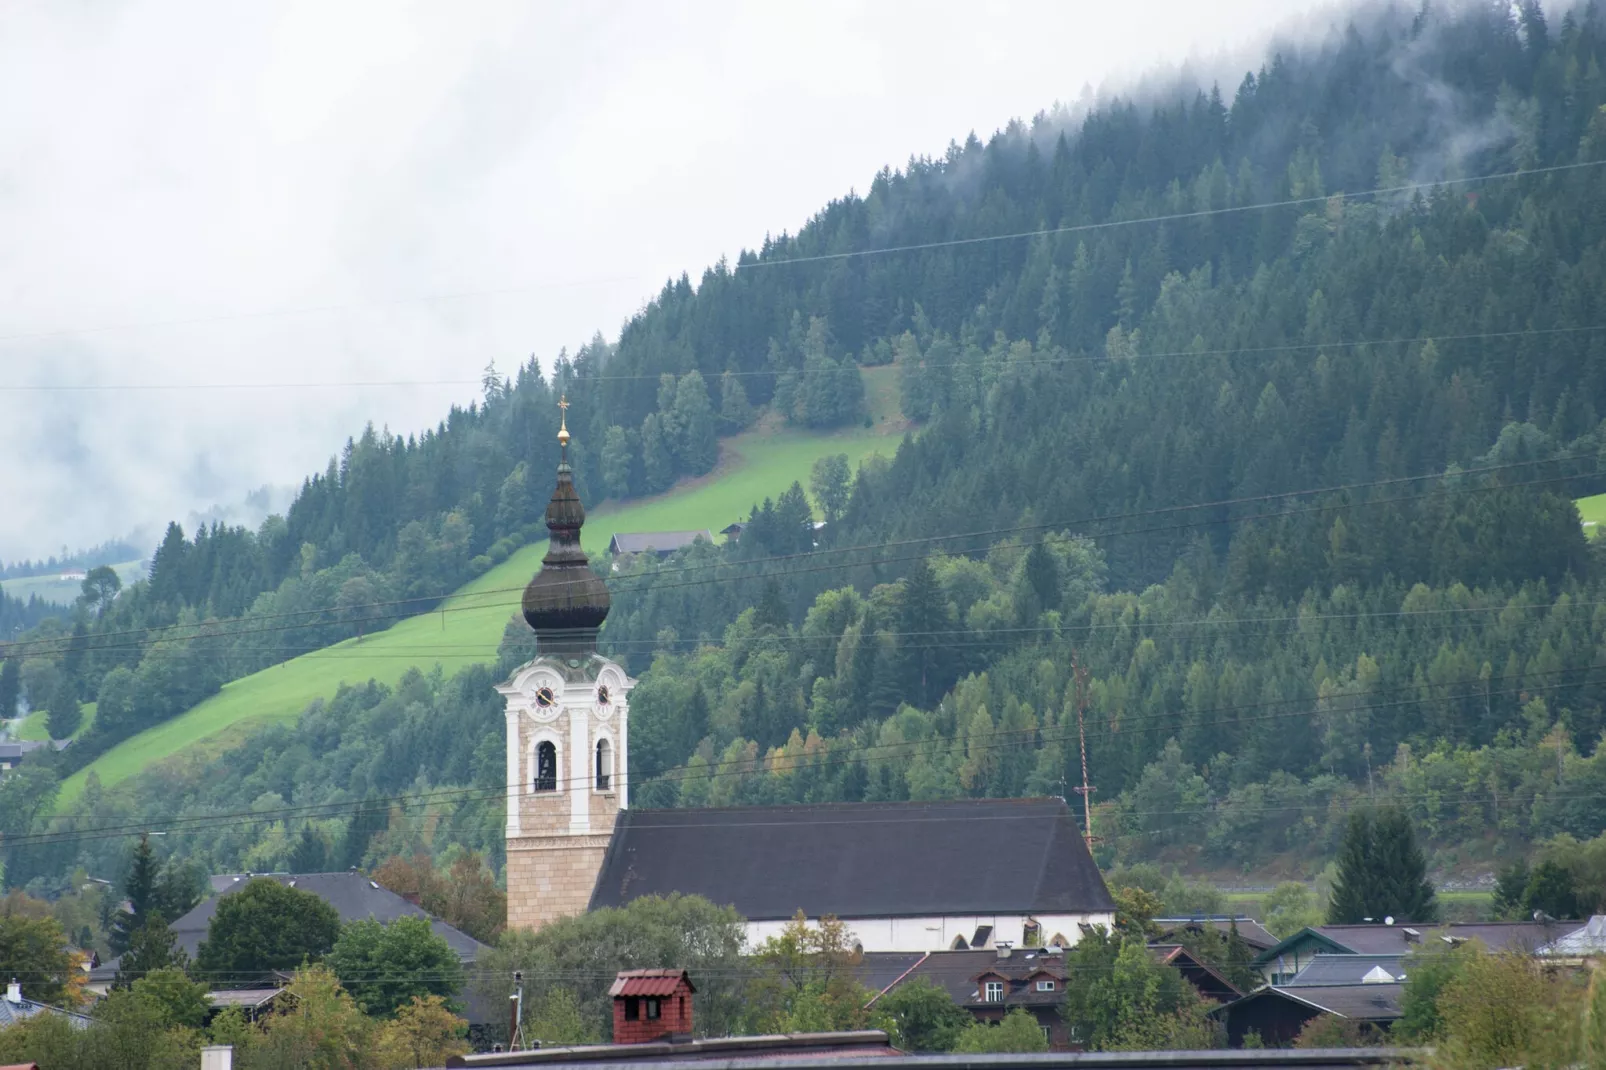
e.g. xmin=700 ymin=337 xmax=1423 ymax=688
xmin=608 ymin=970 xmax=695 ymax=997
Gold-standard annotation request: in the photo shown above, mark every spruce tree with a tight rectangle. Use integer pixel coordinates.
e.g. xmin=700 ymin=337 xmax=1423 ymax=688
xmin=0 ymin=654 xmax=21 ymax=720
xmin=113 ymin=912 xmax=186 ymax=987
xmin=46 ymin=678 xmax=81 ymax=740
xmin=110 ymin=833 xmax=162 ymax=954
xmin=1328 ymin=806 xmax=1439 ymax=924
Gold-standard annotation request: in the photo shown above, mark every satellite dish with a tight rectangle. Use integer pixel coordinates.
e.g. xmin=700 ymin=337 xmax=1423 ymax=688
xmin=1384 ymin=916 xmax=1395 ymax=926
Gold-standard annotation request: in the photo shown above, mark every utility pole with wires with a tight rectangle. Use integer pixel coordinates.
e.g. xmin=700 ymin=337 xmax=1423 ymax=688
xmin=508 ymin=971 xmax=527 ymax=1052
xmin=1070 ymin=652 xmax=1098 ymax=853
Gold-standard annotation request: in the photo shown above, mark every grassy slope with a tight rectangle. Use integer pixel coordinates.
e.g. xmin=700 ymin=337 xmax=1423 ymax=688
xmin=2 ymin=561 xmax=145 ymax=606
xmin=1577 ymin=492 xmax=1606 ymax=535
xmin=15 ymin=703 xmax=97 ymax=742
xmin=58 ymin=371 xmax=904 ymax=805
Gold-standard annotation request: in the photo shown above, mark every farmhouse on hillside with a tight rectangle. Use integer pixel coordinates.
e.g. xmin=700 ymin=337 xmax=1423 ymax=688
xmin=496 ymin=417 xmax=1116 ymax=951
xmin=606 ymin=531 xmax=711 ymax=558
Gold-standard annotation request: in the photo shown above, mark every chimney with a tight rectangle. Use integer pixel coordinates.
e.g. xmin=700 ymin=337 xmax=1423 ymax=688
xmin=609 ymin=969 xmax=695 ymax=1044
xmin=201 ymin=1045 xmax=234 ymax=1070
xmin=5 ymin=979 xmax=20 ymax=1004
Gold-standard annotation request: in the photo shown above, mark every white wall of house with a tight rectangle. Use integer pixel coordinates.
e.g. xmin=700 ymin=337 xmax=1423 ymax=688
xmin=743 ymin=912 xmax=1115 ymax=953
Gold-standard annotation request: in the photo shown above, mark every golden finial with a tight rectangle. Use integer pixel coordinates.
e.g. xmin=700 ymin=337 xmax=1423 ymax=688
xmin=557 ymin=394 xmax=571 ymax=449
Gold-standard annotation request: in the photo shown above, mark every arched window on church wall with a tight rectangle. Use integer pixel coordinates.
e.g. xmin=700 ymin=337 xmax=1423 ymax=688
xmin=596 ymin=738 xmax=612 ymax=790
xmin=534 ymin=740 xmax=558 ymax=792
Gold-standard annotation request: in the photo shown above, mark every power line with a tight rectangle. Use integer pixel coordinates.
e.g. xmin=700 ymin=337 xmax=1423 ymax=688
xmin=3 ymin=451 xmax=1594 ymax=662
xmin=4 ymin=322 xmax=1601 ymax=391
xmin=737 ymin=158 xmax=1606 ymax=270
xmin=0 ymin=150 xmax=1592 ymax=371
xmin=12 ymin=657 xmax=1604 ymax=849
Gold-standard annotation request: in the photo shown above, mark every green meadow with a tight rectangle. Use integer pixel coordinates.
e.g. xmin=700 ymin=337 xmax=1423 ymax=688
xmin=57 ymin=370 xmax=905 ymax=805
xmin=1 ymin=560 xmax=145 ymax=606
xmin=1577 ymin=491 xmax=1606 ymax=536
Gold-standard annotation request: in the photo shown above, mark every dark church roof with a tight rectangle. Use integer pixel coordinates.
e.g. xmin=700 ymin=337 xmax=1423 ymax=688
xmin=589 ymin=798 xmax=1114 ymax=920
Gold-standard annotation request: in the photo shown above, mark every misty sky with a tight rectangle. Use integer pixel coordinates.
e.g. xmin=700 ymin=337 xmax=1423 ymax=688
xmin=0 ymin=0 xmax=1333 ymax=563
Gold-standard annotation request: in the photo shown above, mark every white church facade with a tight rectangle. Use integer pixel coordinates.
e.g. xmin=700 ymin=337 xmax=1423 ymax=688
xmin=501 ymin=407 xmax=1116 ymax=951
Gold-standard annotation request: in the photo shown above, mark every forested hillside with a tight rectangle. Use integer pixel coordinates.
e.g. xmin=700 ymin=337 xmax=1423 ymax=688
xmin=6 ymin=0 xmax=1606 ymax=889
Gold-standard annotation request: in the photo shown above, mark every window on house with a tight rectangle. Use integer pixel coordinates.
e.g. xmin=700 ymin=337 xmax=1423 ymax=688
xmin=596 ymin=738 xmax=612 ymax=790
xmin=1023 ymin=920 xmax=1041 ymax=946
xmin=984 ymin=981 xmax=1005 ymax=1003
xmin=1041 ymin=1026 xmax=1052 ymax=1043
xmin=534 ymin=741 xmax=558 ymax=792
xmin=624 ymin=997 xmax=640 ymax=1021
xmin=1035 ymin=979 xmax=1056 ymax=992
xmin=646 ymin=998 xmax=661 ymax=1020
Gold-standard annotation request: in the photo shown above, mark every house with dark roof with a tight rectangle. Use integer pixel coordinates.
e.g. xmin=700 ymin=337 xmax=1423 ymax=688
xmin=867 ymin=947 xmax=1073 ymax=1048
xmin=0 ymin=738 xmax=71 ymax=774
xmin=1149 ymin=944 xmax=1243 ymax=1004
xmin=497 ymin=420 xmax=1116 ymax=953
xmin=0 ymin=980 xmax=91 ymax=1032
xmin=1214 ymin=952 xmax=1409 ymax=1048
xmin=1252 ymin=921 xmax=1563 ymax=984
xmin=1153 ymin=916 xmax=1279 ymax=954
xmin=589 ymin=799 xmax=1116 ymax=953
xmin=168 ymin=872 xmax=489 ymax=969
xmin=607 ymin=531 xmax=712 ymax=557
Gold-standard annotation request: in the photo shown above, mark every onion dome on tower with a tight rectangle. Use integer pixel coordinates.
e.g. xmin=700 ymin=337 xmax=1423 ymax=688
xmin=521 ymin=397 xmax=611 ymax=655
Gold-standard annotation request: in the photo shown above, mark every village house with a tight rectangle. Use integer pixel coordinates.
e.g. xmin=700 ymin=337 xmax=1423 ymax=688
xmin=499 ymin=421 xmax=1116 ymax=952
xmin=606 ymin=531 xmax=711 ymax=559
xmin=1252 ymin=920 xmax=1562 ymax=984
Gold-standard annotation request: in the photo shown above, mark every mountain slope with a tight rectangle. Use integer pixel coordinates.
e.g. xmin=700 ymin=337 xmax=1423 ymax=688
xmin=55 ymin=377 xmax=901 ymax=805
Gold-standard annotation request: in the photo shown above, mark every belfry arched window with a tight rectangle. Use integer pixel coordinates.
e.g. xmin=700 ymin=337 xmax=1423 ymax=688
xmin=596 ymin=738 xmax=612 ymax=790
xmin=534 ymin=741 xmax=558 ymax=792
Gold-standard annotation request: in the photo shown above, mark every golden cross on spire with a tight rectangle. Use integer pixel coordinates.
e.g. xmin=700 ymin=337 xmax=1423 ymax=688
xmin=557 ymin=394 xmax=571 ymax=448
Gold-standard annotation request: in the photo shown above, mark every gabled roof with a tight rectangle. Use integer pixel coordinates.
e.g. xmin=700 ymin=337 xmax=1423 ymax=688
xmin=609 ymin=969 xmax=695 ymax=997
xmin=206 ymin=988 xmax=289 ymax=1010
xmin=1149 ymin=944 xmax=1242 ymax=1001
xmin=589 ymin=798 xmax=1115 ymax=920
xmin=0 ymin=996 xmax=92 ymax=1031
xmin=171 ymin=872 xmax=489 ymax=967
xmin=855 ymin=952 xmax=928 ymax=995
xmin=870 ymin=948 xmax=1070 ymax=1009
xmin=607 ymin=531 xmax=711 ymax=554
xmin=1254 ymin=921 xmax=1566 ymax=965
xmin=1540 ymin=915 xmax=1606 ymax=957
xmin=1284 ymin=954 xmax=1406 ymax=987
xmin=1217 ymin=983 xmax=1404 ymax=1022
xmin=1153 ymin=916 xmax=1279 ymax=951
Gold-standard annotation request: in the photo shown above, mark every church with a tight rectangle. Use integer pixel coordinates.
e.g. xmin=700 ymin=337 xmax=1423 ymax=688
xmin=498 ymin=410 xmax=1115 ymax=952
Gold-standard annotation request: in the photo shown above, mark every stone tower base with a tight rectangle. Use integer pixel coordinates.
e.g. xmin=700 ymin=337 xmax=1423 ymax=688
xmin=506 ymin=833 xmax=614 ymax=931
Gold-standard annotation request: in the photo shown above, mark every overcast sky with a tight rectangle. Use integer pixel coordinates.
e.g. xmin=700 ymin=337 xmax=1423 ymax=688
xmin=0 ymin=0 xmax=1339 ymax=563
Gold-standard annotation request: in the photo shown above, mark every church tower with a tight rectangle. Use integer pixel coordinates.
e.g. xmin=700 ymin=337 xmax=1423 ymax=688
xmin=497 ymin=401 xmax=634 ymax=931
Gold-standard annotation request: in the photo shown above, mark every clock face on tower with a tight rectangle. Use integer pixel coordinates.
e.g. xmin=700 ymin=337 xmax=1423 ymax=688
xmin=534 ymin=686 xmax=555 ymax=708
xmin=597 ymin=685 xmax=610 ymax=705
